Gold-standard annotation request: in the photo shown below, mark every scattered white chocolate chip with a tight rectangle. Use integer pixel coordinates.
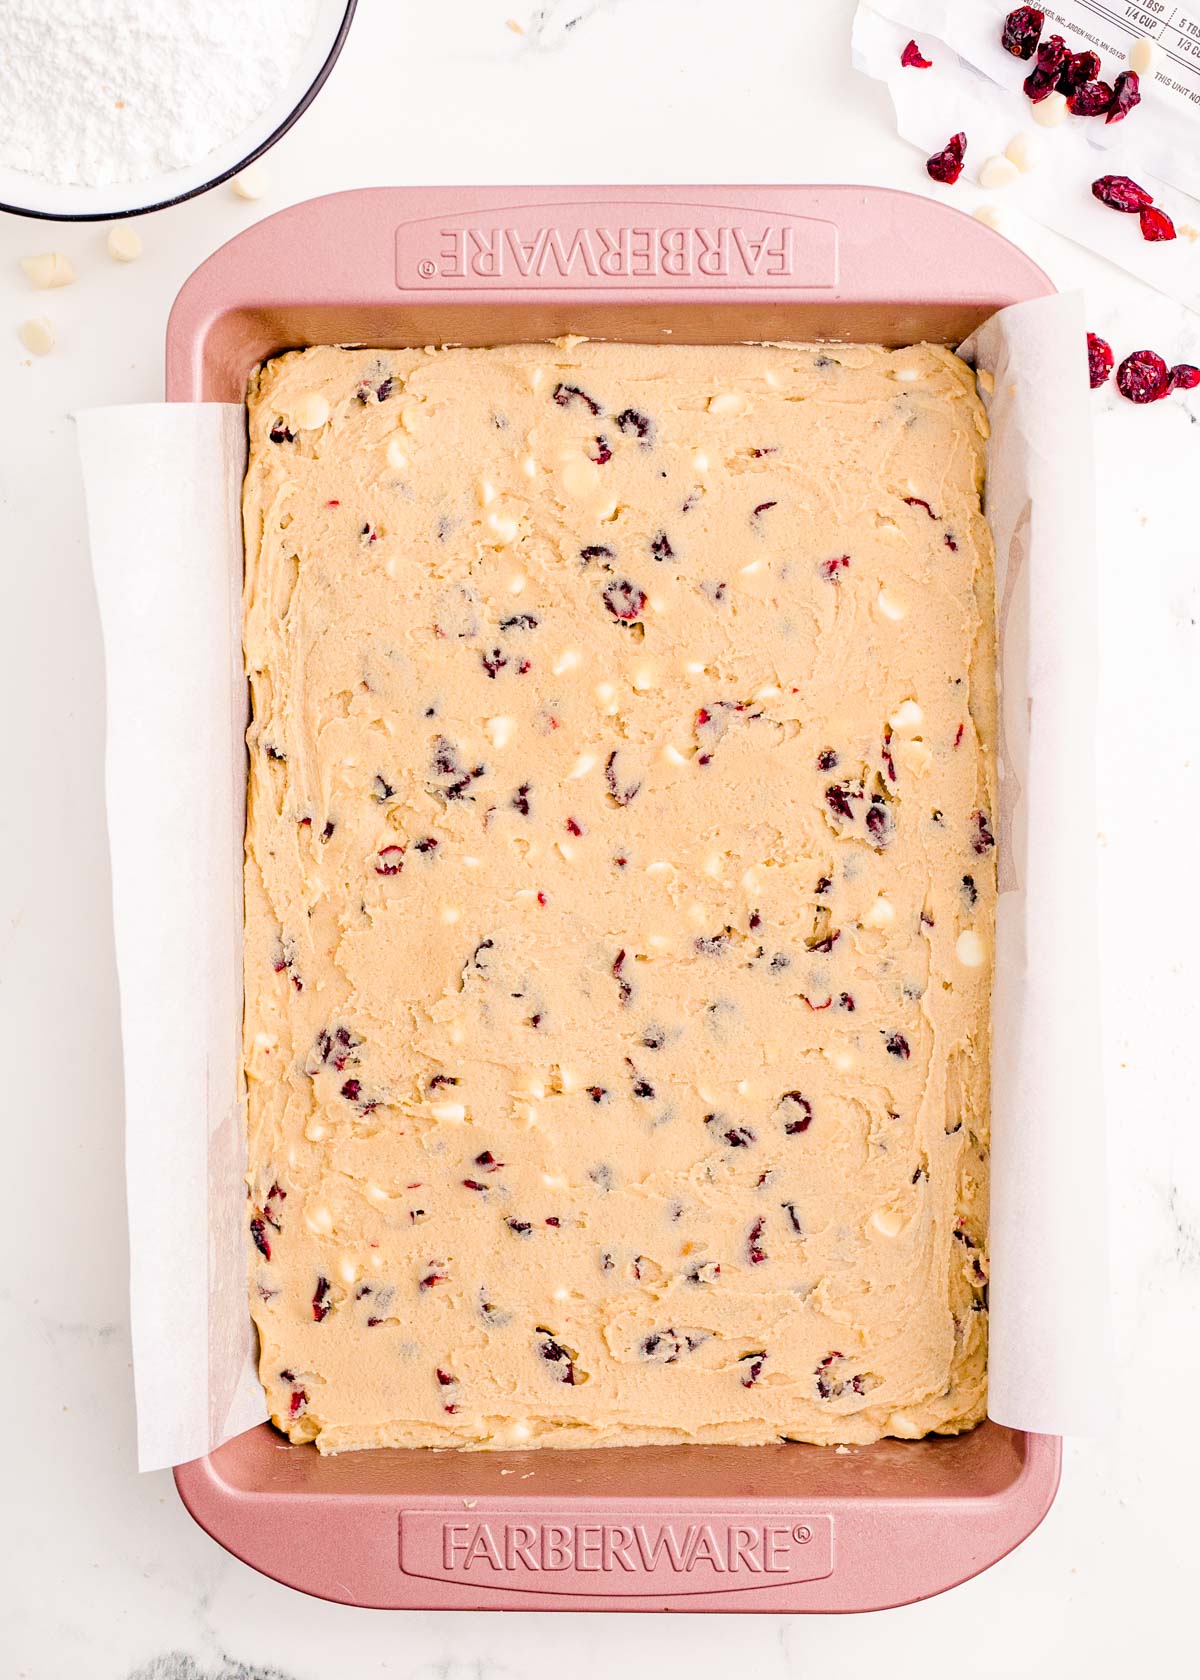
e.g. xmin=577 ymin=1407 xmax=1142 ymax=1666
xmin=106 ymin=224 xmax=142 ymax=262
xmin=754 ymin=683 xmax=781 ymax=701
xmin=703 ymin=853 xmax=724 ymax=879
xmin=741 ymin=867 xmax=762 ymax=894
xmin=660 ymin=742 xmax=688 ymax=766
xmin=648 ymin=596 xmax=667 ymax=614
xmin=631 ymin=664 xmax=658 ymax=692
xmin=568 ymin=753 xmax=597 ymax=778
xmin=304 ymin=1120 xmax=327 ymax=1143
xmin=462 ymin=855 xmax=481 ymax=869
xmin=1129 ymin=36 xmax=1157 ymax=76
xmin=385 ymin=436 xmax=408 ymax=471
xmin=510 ymin=1421 xmax=532 ymax=1442
xmin=555 ymin=840 xmax=575 ymax=862
xmin=862 ymin=896 xmax=896 ymax=931
xmin=876 ymin=586 xmax=907 ymax=622
xmin=888 ymin=699 xmax=923 ymax=734
xmin=646 ymin=860 xmax=673 ymax=877
xmin=891 ymin=364 xmax=921 ymax=383
xmin=831 ymin=1049 xmax=855 ymax=1073
xmin=232 ymin=161 xmax=269 ymax=199
xmin=978 ymin=156 xmax=1019 ymax=191
xmin=487 ymin=512 xmax=519 ymax=546
xmin=18 ymin=316 xmax=55 ymax=355
xmin=521 ymin=455 xmax=538 ymax=478
xmin=691 ymin=452 xmax=709 ymax=473
xmin=707 ymin=390 xmax=747 ymax=416
xmin=553 ymin=649 xmax=581 ymax=675
xmin=871 ymin=1208 xmax=906 ymax=1239
xmin=507 ymin=573 xmax=526 ymax=594
xmin=687 ymin=902 xmax=709 ymax=926
xmin=898 ymin=738 xmax=933 ymax=776
xmin=440 ymin=905 xmax=461 ymax=925
xmin=484 ymin=715 xmax=515 ymax=749
xmin=21 ymin=251 xmax=76 ymax=289
xmin=956 ymin=929 xmax=987 ymax=968
xmin=685 ymin=660 xmax=706 ymax=676
xmin=366 ymin=1183 xmax=388 ymax=1204
xmin=306 ymin=1205 xmax=334 ymax=1236
xmin=560 ymin=456 xmax=599 ymax=498
xmin=1031 ymin=90 xmax=1068 ymax=127
xmin=648 ymin=934 xmax=672 ymax=951
xmin=553 ymin=1287 xmax=570 ymax=1302
xmin=338 ymin=1258 xmax=358 ymax=1285
xmin=541 ymin=1172 xmax=567 ymax=1189
xmin=972 ymin=205 xmax=1003 ymax=232
xmin=1004 ymin=131 xmax=1038 ymax=173
xmin=478 ymin=478 xmax=497 ymax=506
xmin=431 ymin=1100 xmax=466 ymax=1124
xmin=253 ymin=1031 xmax=277 ymax=1051
xmin=449 ymin=1021 xmax=465 ymax=1046
xmin=291 ymin=391 xmax=330 ymax=431
xmin=369 ymin=1250 xmax=384 ymax=1270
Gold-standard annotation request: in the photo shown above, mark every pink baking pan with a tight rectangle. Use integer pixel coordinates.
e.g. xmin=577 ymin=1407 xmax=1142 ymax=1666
xmin=167 ymin=185 xmax=1060 ymax=1612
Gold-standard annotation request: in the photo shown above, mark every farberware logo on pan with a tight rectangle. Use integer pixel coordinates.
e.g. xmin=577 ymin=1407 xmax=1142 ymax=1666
xmin=399 ymin=1511 xmax=833 ymax=1594
xmin=395 ymin=201 xmax=838 ymax=289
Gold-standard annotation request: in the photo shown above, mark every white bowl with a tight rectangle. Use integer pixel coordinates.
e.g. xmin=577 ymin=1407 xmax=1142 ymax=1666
xmin=0 ymin=0 xmax=356 ymax=221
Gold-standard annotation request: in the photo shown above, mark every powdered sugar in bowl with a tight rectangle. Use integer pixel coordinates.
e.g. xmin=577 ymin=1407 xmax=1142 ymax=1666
xmin=0 ymin=0 xmax=356 ymax=220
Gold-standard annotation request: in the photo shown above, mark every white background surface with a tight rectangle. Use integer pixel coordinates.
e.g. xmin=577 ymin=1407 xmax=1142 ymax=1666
xmin=2 ymin=1 xmax=1198 ymax=1675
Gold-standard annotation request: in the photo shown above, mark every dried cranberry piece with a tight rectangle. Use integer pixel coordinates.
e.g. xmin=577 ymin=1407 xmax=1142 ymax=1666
xmin=817 ymin=748 xmax=838 ymax=770
xmin=538 ymin=1334 xmax=578 ymax=1384
xmin=587 ymin=435 xmax=613 ymax=465
xmin=900 ymin=39 xmax=932 ymax=68
xmin=605 ymin=749 xmax=641 ymax=806
xmin=249 ymin=1216 xmax=271 ymax=1261
xmin=1116 ymin=350 xmax=1170 ymax=403
xmin=1000 ymin=7 xmax=1043 ymax=59
xmin=886 ymin=1033 xmax=911 ymax=1060
xmin=375 ymin=844 xmax=405 ymax=876
xmin=615 ymin=407 xmax=653 ymax=442
xmin=825 ymin=782 xmax=862 ymax=820
xmin=1091 ymin=175 xmax=1153 ymax=212
xmin=820 ymin=554 xmax=851 ymax=580
xmin=602 ymin=579 xmax=647 ymax=621
xmin=580 ymin=543 xmax=614 ymax=563
xmin=1057 ymin=49 xmax=1101 ymax=94
xmin=1087 ymin=333 xmax=1114 ymax=388
xmin=268 ymin=421 xmax=294 ymax=444
xmin=506 ymin=1217 xmax=532 ymax=1237
xmin=747 ymin=1217 xmax=767 ymax=1265
xmin=780 ymin=1091 xmax=813 ymax=1135
xmin=552 ymin=382 xmax=602 ymax=415
xmin=340 ymin=1078 xmax=361 ymax=1102
xmin=288 ymin=1387 xmax=307 ymax=1419
xmin=1168 ymin=364 xmax=1200 ymax=392
xmin=650 ymin=530 xmax=674 ymax=561
xmin=312 ymin=1277 xmax=331 ymax=1322
xmin=1139 ymin=206 xmax=1176 ymax=243
xmin=865 ymin=803 xmax=893 ymax=848
xmin=1023 ymin=35 xmax=1069 ymax=101
xmin=740 ymin=1353 xmax=767 ymax=1387
xmin=1106 ymin=69 xmax=1140 ymax=123
xmin=926 ymin=130 xmax=967 ymax=183
xmin=1068 ymin=79 xmax=1113 ymax=116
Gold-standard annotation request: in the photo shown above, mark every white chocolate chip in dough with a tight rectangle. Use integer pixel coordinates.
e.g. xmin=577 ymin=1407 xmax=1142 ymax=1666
xmin=478 ymin=478 xmax=497 ymax=506
xmin=291 ymin=391 xmax=330 ymax=430
xmin=485 ymin=715 xmax=516 ymax=749
xmin=560 ymin=455 xmax=599 ymax=498
xmin=876 ymin=587 xmax=907 ymax=622
xmin=18 ymin=316 xmax=55 ymax=355
xmin=691 ymin=452 xmax=709 ymax=473
xmin=660 ymin=742 xmax=688 ymax=765
xmin=978 ymin=156 xmax=1019 ymax=191
xmin=898 ymin=738 xmax=933 ymax=776
xmin=440 ymin=905 xmax=462 ymax=925
xmin=888 ymin=699 xmax=924 ymax=733
xmin=339 ymin=1258 xmax=358 ymax=1285
xmin=1031 ymin=90 xmax=1068 ymax=127
xmin=21 ymin=251 xmax=76 ymax=288
xmin=956 ymin=929 xmax=987 ymax=968
xmin=431 ymin=1100 xmax=466 ymax=1124
xmin=1129 ymin=36 xmax=1157 ymax=75
xmin=306 ymin=1205 xmax=334 ymax=1236
xmin=1004 ymin=132 xmax=1039 ymax=173
xmin=871 ymin=1207 xmax=906 ymax=1238
xmin=553 ymin=649 xmax=581 ymax=675
xmin=385 ymin=436 xmax=409 ymax=471
xmin=232 ymin=161 xmax=269 ymax=199
xmin=106 ymin=224 xmax=143 ymax=262
xmin=862 ymin=896 xmax=896 ymax=930
xmin=510 ymin=1420 xmax=532 ymax=1442
xmin=707 ymin=389 xmax=747 ymax=416
xmin=831 ymin=1049 xmax=855 ymax=1072
xmin=487 ymin=512 xmax=520 ymax=546
xmin=507 ymin=573 xmax=526 ymax=595
xmin=631 ymin=664 xmax=658 ymax=691
xmin=568 ymin=752 xmax=597 ymax=779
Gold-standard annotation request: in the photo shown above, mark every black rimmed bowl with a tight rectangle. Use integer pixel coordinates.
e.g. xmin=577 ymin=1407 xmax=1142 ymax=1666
xmin=0 ymin=0 xmax=356 ymax=222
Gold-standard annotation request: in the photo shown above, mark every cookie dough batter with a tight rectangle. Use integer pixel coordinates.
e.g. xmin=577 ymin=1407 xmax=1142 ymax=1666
xmin=243 ymin=339 xmax=995 ymax=1453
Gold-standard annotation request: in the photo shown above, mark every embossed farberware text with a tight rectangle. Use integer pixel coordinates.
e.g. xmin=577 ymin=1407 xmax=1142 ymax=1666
xmin=395 ymin=203 xmax=839 ymax=289
xmin=399 ymin=1511 xmax=833 ymax=1593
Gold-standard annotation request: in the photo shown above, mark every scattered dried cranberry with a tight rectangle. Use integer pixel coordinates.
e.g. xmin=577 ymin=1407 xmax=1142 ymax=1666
xmin=553 ymin=382 xmax=602 ymax=415
xmin=249 ymin=1216 xmax=271 ymax=1261
xmin=1001 ymin=7 xmax=1043 ymax=59
xmin=603 ymin=578 xmax=647 ymax=621
xmin=587 ymin=435 xmax=613 ymax=465
xmin=268 ymin=421 xmax=294 ymax=444
xmin=1168 ymin=364 xmax=1200 ymax=392
xmin=340 ymin=1078 xmax=361 ymax=1102
xmin=615 ymin=408 xmax=653 ymax=442
xmin=1116 ymin=350 xmax=1170 ymax=403
xmin=817 ymin=748 xmax=838 ymax=770
xmin=1057 ymin=49 xmax=1100 ymax=94
xmin=375 ymin=844 xmax=405 ymax=876
xmin=820 ymin=554 xmax=851 ymax=580
xmin=312 ymin=1277 xmax=331 ymax=1322
xmin=972 ymin=810 xmax=996 ymax=852
xmin=926 ymin=131 xmax=967 ymax=183
xmin=605 ymin=749 xmax=641 ymax=806
xmin=780 ymin=1092 xmax=813 ymax=1135
xmin=288 ymin=1387 xmax=307 ymax=1419
xmin=1091 ymin=175 xmax=1153 ymax=213
xmin=747 ymin=1217 xmax=767 ymax=1265
xmin=1023 ymin=35 xmax=1068 ymax=101
xmin=1067 ymin=80 xmax=1113 ymax=116
xmin=740 ymin=1353 xmax=766 ymax=1387
xmin=900 ymin=39 xmax=931 ymax=68
xmin=650 ymin=530 xmax=674 ymax=561
xmin=1139 ymin=206 xmax=1176 ymax=243
xmin=886 ymin=1033 xmax=911 ymax=1060
xmin=1106 ymin=69 xmax=1140 ymax=123
xmin=1087 ymin=333 xmax=1114 ymax=388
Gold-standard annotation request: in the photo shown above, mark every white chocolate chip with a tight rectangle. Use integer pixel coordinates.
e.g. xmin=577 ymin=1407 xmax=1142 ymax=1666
xmin=648 ymin=596 xmax=667 ymax=614
xmin=871 ymin=1208 xmax=906 ymax=1238
xmin=291 ymin=391 xmax=330 ymax=431
xmin=440 ymin=905 xmax=461 ymax=925
xmin=741 ymin=867 xmax=761 ymax=894
xmin=478 ymin=478 xmax=497 ymax=506
xmin=956 ymin=929 xmax=987 ymax=968
xmin=553 ymin=649 xmax=581 ymax=675
xmin=687 ymin=902 xmax=709 ymax=925
xmin=646 ymin=861 xmax=673 ymax=876
xmin=1031 ymin=90 xmax=1068 ymax=127
xmin=647 ymin=934 xmax=671 ymax=951
xmin=660 ymin=742 xmax=688 ymax=765
xmin=891 ymin=364 xmax=921 ymax=383
xmin=553 ymin=1286 xmax=570 ymax=1302
xmin=978 ymin=156 xmax=1019 ymax=191
xmin=431 ymin=1100 xmax=466 ymax=1124
xmin=253 ymin=1032 xmax=277 ymax=1052
xmin=888 ymin=699 xmax=923 ymax=733
xmin=972 ymin=205 xmax=1003 ymax=231
xmin=510 ymin=1420 xmax=532 ymax=1442
xmin=568 ymin=753 xmax=597 ymax=779
xmin=338 ymin=1258 xmax=358 ymax=1284
xmin=487 ymin=512 xmax=519 ymax=546
xmin=484 ymin=715 xmax=515 ymax=749
xmin=831 ymin=1049 xmax=855 ymax=1072
xmin=21 ymin=251 xmax=76 ymax=289
xmin=876 ymin=587 xmax=907 ymax=622
xmin=18 ymin=316 xmax=55 ymax=355
xmin=1129 ymin=36 xmax=1157 ymax=76
xmin=306 ymin=1205 xmax=334 ymax=1235
xmin=862 ymin=896 xmax=895 ymax=930
xmin=754 ymin=683 xmax=781 ymax=701
xmin=631 ymin=664 xmax=658 ymax=691
xmin=703 ymin=853 xmax=724 ymax=879
xmin=521 ymin=455 xmax=538 ymax=478
xmin=304 ymin=1120 xmax=326 ymax=1142
xmin=1004 ymin=132 xmax=1039 ymax=173
xmin=449 ymin=1022 xmax=466 ymax=1046
xmin=560 ymin=455 xmax=598 ymax=498
xmin=106 ymin=224 xmax=142 ymax=262
xmin=366 ymin=1183 xmax=388 ymax=1204
xmin=707 ymin=390 xmax=747 ymax=417
xmin=691 ymin=452 xmax=709 ymax=473
xmin=898 ymin=738 xmax=932 ymax=776
xmin=556 ymin=840 xmax=575 ymax=862
xmin=507 ymin=573 xmax=526 ymax=594
xmin=232 ymin=161 xmax=269 ymax=199
xmin=385 ymin=436 xmax=408 ymax=471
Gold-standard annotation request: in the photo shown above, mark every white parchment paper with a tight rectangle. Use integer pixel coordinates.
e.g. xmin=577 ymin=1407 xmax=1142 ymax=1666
xmin=80 ymin=296 xmax=1109 ymax=1469
xmin=853 ymin=0 xmax=1200 ymax=314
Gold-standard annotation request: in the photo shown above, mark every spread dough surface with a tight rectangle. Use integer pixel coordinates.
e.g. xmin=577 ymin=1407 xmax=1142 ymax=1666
xmin=243 ymin=340 xmax=995 ymax=1453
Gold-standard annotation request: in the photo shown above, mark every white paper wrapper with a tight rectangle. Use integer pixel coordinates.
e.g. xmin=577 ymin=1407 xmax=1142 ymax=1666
xmin=80 ymin=297 xmax=1109 ymax=1470
xmin=853 ymin=0 xmax=1200 ymax=313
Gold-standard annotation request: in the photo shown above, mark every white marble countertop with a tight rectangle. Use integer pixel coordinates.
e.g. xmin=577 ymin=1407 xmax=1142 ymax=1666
xmin=3 ymin=1 xmax=1197 ymax=1674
